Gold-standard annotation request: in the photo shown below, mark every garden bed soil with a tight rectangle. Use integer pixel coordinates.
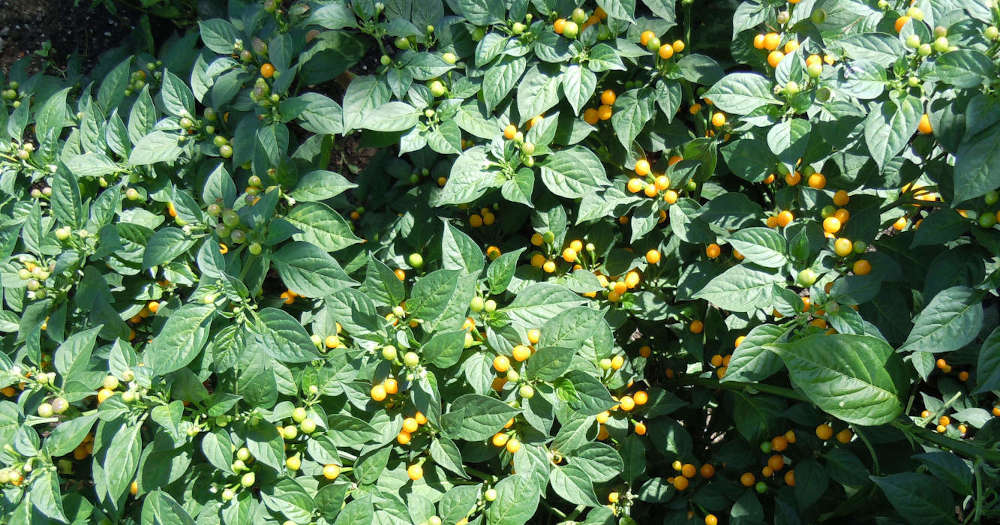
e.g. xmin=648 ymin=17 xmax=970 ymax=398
xmin=0 ymin=0 xmax=142 ymax=73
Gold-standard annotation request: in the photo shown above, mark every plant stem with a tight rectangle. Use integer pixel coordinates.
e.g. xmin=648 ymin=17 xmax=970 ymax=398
xmin=539 ymin=499 xmax=567 ymax=519
xmin=891 ymin=419 xmax=1000 ymax=463
xmin=974 ymin=458 xmax=983 ymax=523
xmin=854 ymin=426 xmax=881 ymax=475
xmin=564 ymin=505 xmax=586 ymax=521
xmin=671 ymin=375 xmax=807 ymax=402
xmin=463 ymin=466 xmax=496 ymax=482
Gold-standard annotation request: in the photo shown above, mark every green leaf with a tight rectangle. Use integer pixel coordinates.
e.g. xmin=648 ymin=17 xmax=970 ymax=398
xmin=767 ymin=119 xmax=812 ymax=173
xmin=361 ymin=101 xmax=420 ymax=132
xmin=304 ymin=3 xmax=356 ymax=29
xmin=731 ymin=1 xmax=767 ymax=37
xmin=561 ymin=370 xmax=615 ymax=416
xmin=974 ymin=327 xmax=1000 ymax=393
xmin=289 ymin=93 xmax=344 ymax=136
xmin=475 ymin=32 xmax=508 ymax=66
xmin=768 ymin=334 xmax=903 ymax=425
xmin=129 ymin=131 xmax=183 ymax=165
xmin=954 ymin=121 xmax=1000 ymax=203
xmin=899 ymin=286 xmax=983 ymax=353
xmin=199 ymin=18 xmax=240 ymax=53
xmin=290 ymin=170 xmax=355 ymax=202
xmin=839 ymin=59 xmax=887 ymax=99
xmin=526 ymin=347 xmax=577 ymax=382
xmin=455 ymin=101 xmax=498 ymax=139
xmin=142 ymin=227 xmax=194 ymax=270
xmin=161 ymin=70 xmax=196 ymax=117
xmin=442 ymin=222 xmax=484 ymax=276
xmin=697 ymin=192 xmax=762 ymax=229
xmin=64 ymin=152 xmax=119 ymax=178
xmin=32 ymin=468 xmax=67 ymax=522
xmin=436 ymin=146 xmax=498 ymax=205
xmin=354 ymin=446 xmax=389 ymax=484
xmin=654 ymin=79 xmax=682 ymax=121
xmin=484 ymin=56 xmax=526 ymax=111
xmin=430 ymin=437 xmax=469 ymax=479
xmin=723 ymin=324 xmax=789 ymax=382
xmin=104 ymin=422 xmax=142 ymax=500
xmin=611 ymin=88 xmax=655 ymax=147
xmin=201 ymin=428 xmax=234 ymax=475
xmin=363 ymin=256 xmax=405 ymax=307
xmin=914 ymin=452 xmax=973 ymax=495
xmin=587 ymin=44 xmax=626 ymax=72
xmin=438 ymin=484 xmax=479 ymax=523
xmin=933 ymin=50 xmax=995 ymax=88
xmin=455 ymin=0 xmax=504 ymax=25
xmin=325 ymin=288 xmax=383 ymax=334
xmin=44 ymin=412 xmax=98 ymax=457
xmin=326 ymin=416 xmax=380 ymax=447
xmin=408 ymin=269 xmax=461 ymax=324
xmin=335 ymin=496 xmax=374 ymax=525
xmin=143 ymin=490 xmax=195 ymax=525
xmin=255 ymin=307 xmax=322 ymax=363
xmin=128 ymin=86 xmax=156 ymax=144
xmin=620 ymin=434 xmax=647 ymax=482
xmin=692 ymin=264 xmax=785 ymax=313
xmin=239 ymin=344 xmax=278 ymax=408
xmin=315 ymin=483 xmax=350 ymax=521
xmin=596 ymin=0 xmax=635 ymax=22
xmin=285 ymin=201 xmax=361 ymax=251
xmin=569 ymin=442 xmax=624 ymax=483
xmin=910 ymin=209 xmax=968 ymax=247
xmin=871 ymin=473 xmax=958 ymax=525
xmin=145 ymin=302 xmax=215 ymax=375
xmin=834 ymin=33 xmax=906 ymax=67
xmin=261 ymin=478 xmax=315 ymax=524
xmin=733 ymin=394 xmax=784 ymax=441
xmin=517 ymin=65 xmax=562 ymax=125
xmin=442 ymin=394 xmax=520 ymax=441
xmin=644 ymin=0 xmax=676 ymax=25
xmin=35 ymin=87 xmax=71 ymax=141
xmin=54 ymin=325 xmax=101 ymax=382
xmin=703 ymin=73 xmax=779 ymax=115
xmin=342 ymin=75 xmax=390 ymax=132
xmin=502 ymin=168 xmax=535 ymax=207
xmin=539 ymin=307 xmax=604 ymax=350
xmin=864 ymin=95 xmax=921 ymax=169
xmin=488 ymin=248 xmax=526 ymax=295
xmin=272 ymin=241 xmax=356 ymax=298
xmin=202 ymin=162 xmax=236 ymax=207
xmin=51 ymin=169 xmax=83 ymax=229
xmin=562 ymin=64 xmax=597 ymax=115
xmin=247 ymin=420 xmax=285 ymax=470
xmin=549 ymin=464 xmax=600 ymax=506
xmin=539 ymin=146 xmax=609 ymax=199
xmin=726 ymin=227 xmax=787 ymax=268
xmin=502 ymin=283 xmax=588 ymax=328
xmin=824 ymin=448 xmax=870 ymax=487
xmin=487 ymin=475 xmax=539 ymax=525
xmin=97 ymin=57 xmax=132 ymax=114
xmin=422 ymin=330 xmax=467 ymax=369
xmin=793 ymin=459 xmax=829 ymax=508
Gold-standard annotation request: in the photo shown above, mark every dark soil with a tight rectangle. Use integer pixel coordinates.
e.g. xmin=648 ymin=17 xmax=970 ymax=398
xmin=0 ymin=0 xmax=142 ymax=73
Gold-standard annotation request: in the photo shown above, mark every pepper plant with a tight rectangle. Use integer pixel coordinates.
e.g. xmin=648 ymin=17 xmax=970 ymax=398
xmin=2 ymin=0 xmax=1000 ymax=524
